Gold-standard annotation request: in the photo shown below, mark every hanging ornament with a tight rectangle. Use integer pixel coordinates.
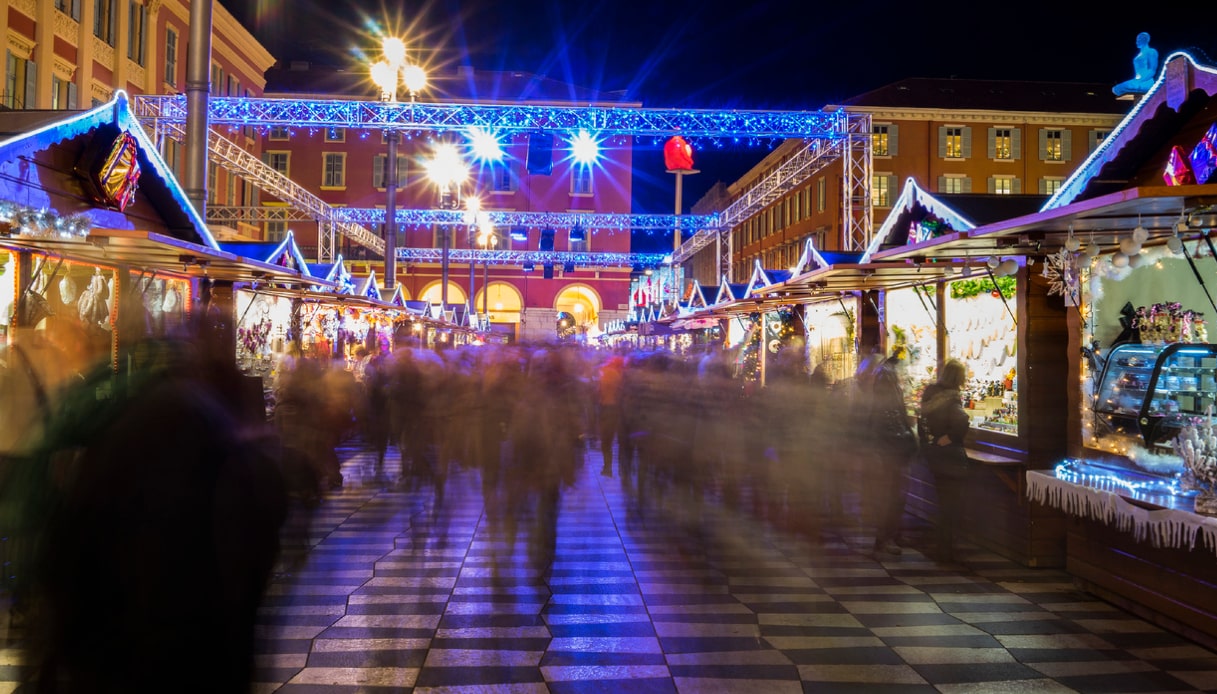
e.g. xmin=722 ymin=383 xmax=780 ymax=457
xmin=1084 ymin=235 xmax=1101 ymax=258
xmin=1132 ymin=218 xmax=1149 ymax=244
xmin=1119 ymin=237 xmax=1142 ymax=256
xmin=987 ymin=256 xmax=1000 ymax=269
xmin=1168 ymin=232 xmax=1184 ymax=254
xmin=1064 ymin=226 xmax=1081 ymax=252
xmin=996 ymin=259 xmax=1018 ymax=277
xmin=1112 ymin=251 xmax=1129 ymax=267
xmin=1128 ymin=253 xmax=1145 ymax=268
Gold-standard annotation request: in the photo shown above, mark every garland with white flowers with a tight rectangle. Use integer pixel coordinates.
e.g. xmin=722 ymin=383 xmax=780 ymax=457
xmin=0 ymin=201 xmax=92 ymax=239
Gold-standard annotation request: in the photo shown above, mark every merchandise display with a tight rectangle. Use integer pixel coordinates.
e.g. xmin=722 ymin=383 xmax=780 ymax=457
xmin=943 ymin=279 xmax=1019 ymax=434
xmin=1093 ymin=342 xmax=1217 ymax=450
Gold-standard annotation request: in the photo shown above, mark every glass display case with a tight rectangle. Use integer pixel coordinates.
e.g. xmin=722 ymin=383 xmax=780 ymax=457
xmin=1094 ymin=343 xmax=1217 ymax=447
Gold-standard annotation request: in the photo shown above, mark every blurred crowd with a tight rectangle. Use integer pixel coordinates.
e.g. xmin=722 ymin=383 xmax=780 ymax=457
xmin=0 ymin=325 xmax=950 ymax=691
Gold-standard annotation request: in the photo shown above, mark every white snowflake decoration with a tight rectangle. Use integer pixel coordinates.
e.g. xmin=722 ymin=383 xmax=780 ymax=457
xmin=1042 ymin=248 xmax=1081 ymax=305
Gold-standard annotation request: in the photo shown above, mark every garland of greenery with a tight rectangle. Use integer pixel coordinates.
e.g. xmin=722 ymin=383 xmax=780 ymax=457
xmin=949 ymin=276 xmax=1016 ymax=300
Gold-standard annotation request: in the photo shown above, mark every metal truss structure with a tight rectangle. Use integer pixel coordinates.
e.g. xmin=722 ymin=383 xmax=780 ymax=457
xmin=207 ymin=205 xmax=716 ymax=230
xmin=134 ymin=96 xmax=869 ymax=269
xmin=671 ymin=114 xmax=872 ymax=276
xmin=396 ymin=248 xmax=667 ymax=267
xmin=144 ymin=118 xmax=384 ymax=261
xmin=134 ymin=95 xmax=849 ymax=139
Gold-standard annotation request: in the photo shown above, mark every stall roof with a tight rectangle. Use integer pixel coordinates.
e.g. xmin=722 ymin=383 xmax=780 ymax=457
xmin=0 ymin=228 xmax=334 ymax=288
xmin=218 ymin=231 xmax=313 ymax=277
xmin=0 ymin=91 xmax=217 ymax=249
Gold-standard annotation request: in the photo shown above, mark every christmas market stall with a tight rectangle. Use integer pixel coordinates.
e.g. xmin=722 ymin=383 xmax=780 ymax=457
xmin=865 ymin=174 xmax=1072 ymax=567
xmin=984 ymin=52 xmax=1217 ymax=646
xmin=0 ymin=92 xmax=311 ymax=382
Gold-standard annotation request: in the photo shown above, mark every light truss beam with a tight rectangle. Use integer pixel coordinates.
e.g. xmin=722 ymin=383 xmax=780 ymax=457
xmin=207 ymin=205 xmax=718 ymax=230
xmin=397 ymin=248 xmax=666 ymax=267
xmin=671 ymin=120 xmax=867 ymax=264
xmin=134 ymin=95 xmax=850 ymax=140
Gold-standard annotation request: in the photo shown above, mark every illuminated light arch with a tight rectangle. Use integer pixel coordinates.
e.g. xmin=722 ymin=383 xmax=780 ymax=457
xmin=555 ymin=284 xmax=602 ymax=327
xmin=479 ymin=281 xmax=524 ymax=323
xmin=419 ymin=280 xmax=467 ymax=306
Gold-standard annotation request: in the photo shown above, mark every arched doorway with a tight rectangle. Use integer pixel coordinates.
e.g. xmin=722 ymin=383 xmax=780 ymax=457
xmin=554 ymin=284 xmax=601 ymax=334
xmin=478 ymin=281 xmax=524 ymax=324
xmin=420 ymin=281 xmax=467 ymax=307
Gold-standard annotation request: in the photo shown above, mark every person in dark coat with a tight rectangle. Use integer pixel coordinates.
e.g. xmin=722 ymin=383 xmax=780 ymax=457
xmin=919 ymin=358 xmax=971 ymax=563
xmin=865 ymin=355 xmax=917 ymax=556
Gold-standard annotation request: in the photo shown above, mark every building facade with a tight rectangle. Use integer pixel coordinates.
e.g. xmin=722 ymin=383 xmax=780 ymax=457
xmin=692 ymin=78 xmax=1130 ymax=284
xmin=257 ymin=63 xmax=638 ymax=343
xmin=1 ymin=0 xmax=274 ymax=235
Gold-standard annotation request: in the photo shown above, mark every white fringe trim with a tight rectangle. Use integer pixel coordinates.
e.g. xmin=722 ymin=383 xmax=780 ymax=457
xmin=1027 ymin=470 xmax=1217 ymax=554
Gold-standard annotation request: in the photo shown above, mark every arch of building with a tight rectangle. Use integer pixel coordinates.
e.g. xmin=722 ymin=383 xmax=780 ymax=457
xmin=477 ymin=281 xmax=524 ymax=323
xmin=554 ymin=284 xmax=602 ymax=327
xmin=419 ymin=281 xmax=467 ymax=306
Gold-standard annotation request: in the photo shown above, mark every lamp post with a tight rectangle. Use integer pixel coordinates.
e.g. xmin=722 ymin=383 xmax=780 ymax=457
xmin=465 ymin=197 xmax=482 ymax=324
xmin=477 ymin=218 xmax=498 ymax=323
xmin=425 ymin=142 xmax=470 ymax=310
xmin=370 ymin=36 xmax=427 ymax=291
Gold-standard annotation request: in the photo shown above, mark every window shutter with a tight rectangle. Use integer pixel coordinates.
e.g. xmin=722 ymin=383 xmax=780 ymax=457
xmin=1038 ymin=178 xmax=1049 ymax=195
xmin=1038 ymin=129 xmax=1048 ymax=160
xmin=987 ymin=176 xmax=996 ymax=194
xmin=962 ymin=177 xmax=972 ymax=193
xmin=937 ymin=175 xmax=947 ymax=192
xmin=24 ymin=60 xmax=36 ymax=109
xmin=109 ymin=3 xmax=118 ymax=45
xmin=1061 ymin=130 xmax=1073 ymax=161
xmin=987 ymin=127 xmax=996 ymax=159
xmin=1011 ymin=129 xmax=1022 ymax=160
xmin=1012 ymin=178 xmax=1022 ymax=195
xmin=888 ymin=125 xmax=899 ymax=156
xmin=937 ymin=126 xmax=947 ymax=158
xmin=373 ymin=155 xmax=385 ymax=188
xmin=961 ymin=127 xmax=972 ymax=158
xmin=68 ymin=81 xmax=77 ymax=109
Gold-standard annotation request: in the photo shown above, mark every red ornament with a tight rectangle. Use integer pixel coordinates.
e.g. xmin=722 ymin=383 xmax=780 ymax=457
xmin=991 ymin=289 xmax=1002 ymax=298
xmin=663 ymin=135 xmax=694 ymax=171
xmin=1164 ymin=145 xmax=1196 ymax=186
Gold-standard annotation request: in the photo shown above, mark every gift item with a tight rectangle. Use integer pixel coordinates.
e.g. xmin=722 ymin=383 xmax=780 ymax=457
xmin=1164 ymin=145 xmax=1196 ymax=186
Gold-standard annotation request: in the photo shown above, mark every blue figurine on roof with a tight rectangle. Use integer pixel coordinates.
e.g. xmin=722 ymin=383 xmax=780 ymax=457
xmin=1113 ymin=32 xmax=1158 ymax=97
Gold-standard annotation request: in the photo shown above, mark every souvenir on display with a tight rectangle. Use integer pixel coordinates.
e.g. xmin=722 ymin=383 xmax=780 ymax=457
xmin=1190 ymin=122 xmax=1217 ymax=184
xmin=1164 ymin=145 xmax=1196 ymax=186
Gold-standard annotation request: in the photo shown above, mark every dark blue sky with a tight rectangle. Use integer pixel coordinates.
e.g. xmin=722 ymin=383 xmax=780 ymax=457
xmin=221 ymin=1 xmax=1214 ymax=250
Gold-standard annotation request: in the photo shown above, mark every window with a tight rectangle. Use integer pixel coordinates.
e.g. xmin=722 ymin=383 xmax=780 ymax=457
xmin=870 ymin=123 xmax=897 ymax=157
xmin=939 ymin=175 xmax=969 ymax=194
xmin=164 ymin=28 xmax=177 ymax=86
xmin=872 ymin=125 xmax=890 ymax=157
xmin=1089 ymin=129 xmax=1110 ymax=154
xmin=51 ymin=75 xmax=77 ymax=109
xmin=268 ymin=126 xmax=289 ymax=140
xmin=227 ymin=75 xmax=239 ymax=98
xmin=944 ymin=127 xmax=964 ymax=159
xmin=127 ymin=1 xmax=147 ymax=65
xmin=1040 ymin=177 xmax=1064 ymax=195
xmin=872 ymin=174 xmax=892 ymax=207
xmin=5 ymin=53 xmax=34 ymax=110
xmin=989 ymin=127 xmax=1018 ymax=160
xmin=324 ymin=127 xmax=344 ymax=143
xmin=322 ymin=153 xmax=346 ymax=188
xmin=226 ymin=172 xmax=236 ymax=206
xmin=372 ymin=154 xmax=407 ymax=189
xmin=265 ymin=220 xmax=287 ymax=243
xmin=94 ymin=0 xmax=116 ymax=45
xmin=208 ymin=162 xmax=219 ymax=203
xmin=569 ymin=227 xmax=588 ymax=253
xmin=571 ymin=166 xmax=592 ymax=196
xmin=55 ymin=0 xmax=81 ymax=21
xmin=490 ymin=161 xmax=515 ymax=192
xmin=211 ymin=64 xmax=224 ymax=95
xmin=262 ymin=151 xmax=289 ymax=177
xmin=816 ymin=177 xmax=826 ymax=212
xmin=989 ymin=175 xmax=1019 ymax=195
xmin=1041 ymin=128 xmax=1071 ymax=161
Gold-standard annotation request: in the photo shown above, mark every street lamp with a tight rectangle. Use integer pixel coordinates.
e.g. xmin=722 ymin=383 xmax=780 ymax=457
xmin=425 ymin=142 xmax=470 ymax=309
xmin=369 ymin=35 xmax=427 ymax=291
xmin=477 ymin=217 xmax=498 ymax=322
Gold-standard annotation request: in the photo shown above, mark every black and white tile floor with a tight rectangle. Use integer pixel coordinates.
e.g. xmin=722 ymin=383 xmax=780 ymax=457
xmin=7 ymin=444 xmax=1217 ymax=693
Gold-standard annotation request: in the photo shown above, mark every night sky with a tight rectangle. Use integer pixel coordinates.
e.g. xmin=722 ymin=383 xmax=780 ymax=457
xmin=219 ymin=0 xmax=1215 ymax=250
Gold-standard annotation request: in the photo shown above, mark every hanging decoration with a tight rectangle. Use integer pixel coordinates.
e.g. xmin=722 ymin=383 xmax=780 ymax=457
xmin=78 ymin=130 xmax=142 ymax=211
xmin=1164 ymin=145 xmax=1196 ymax=186
xmin=1043 ymin=248 xmax=1082 ymax=306
xmin=949 ymin=276 xmax=1016 ymax=300
xmin=1190 ymin=122 xmax=1217 ymax=184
